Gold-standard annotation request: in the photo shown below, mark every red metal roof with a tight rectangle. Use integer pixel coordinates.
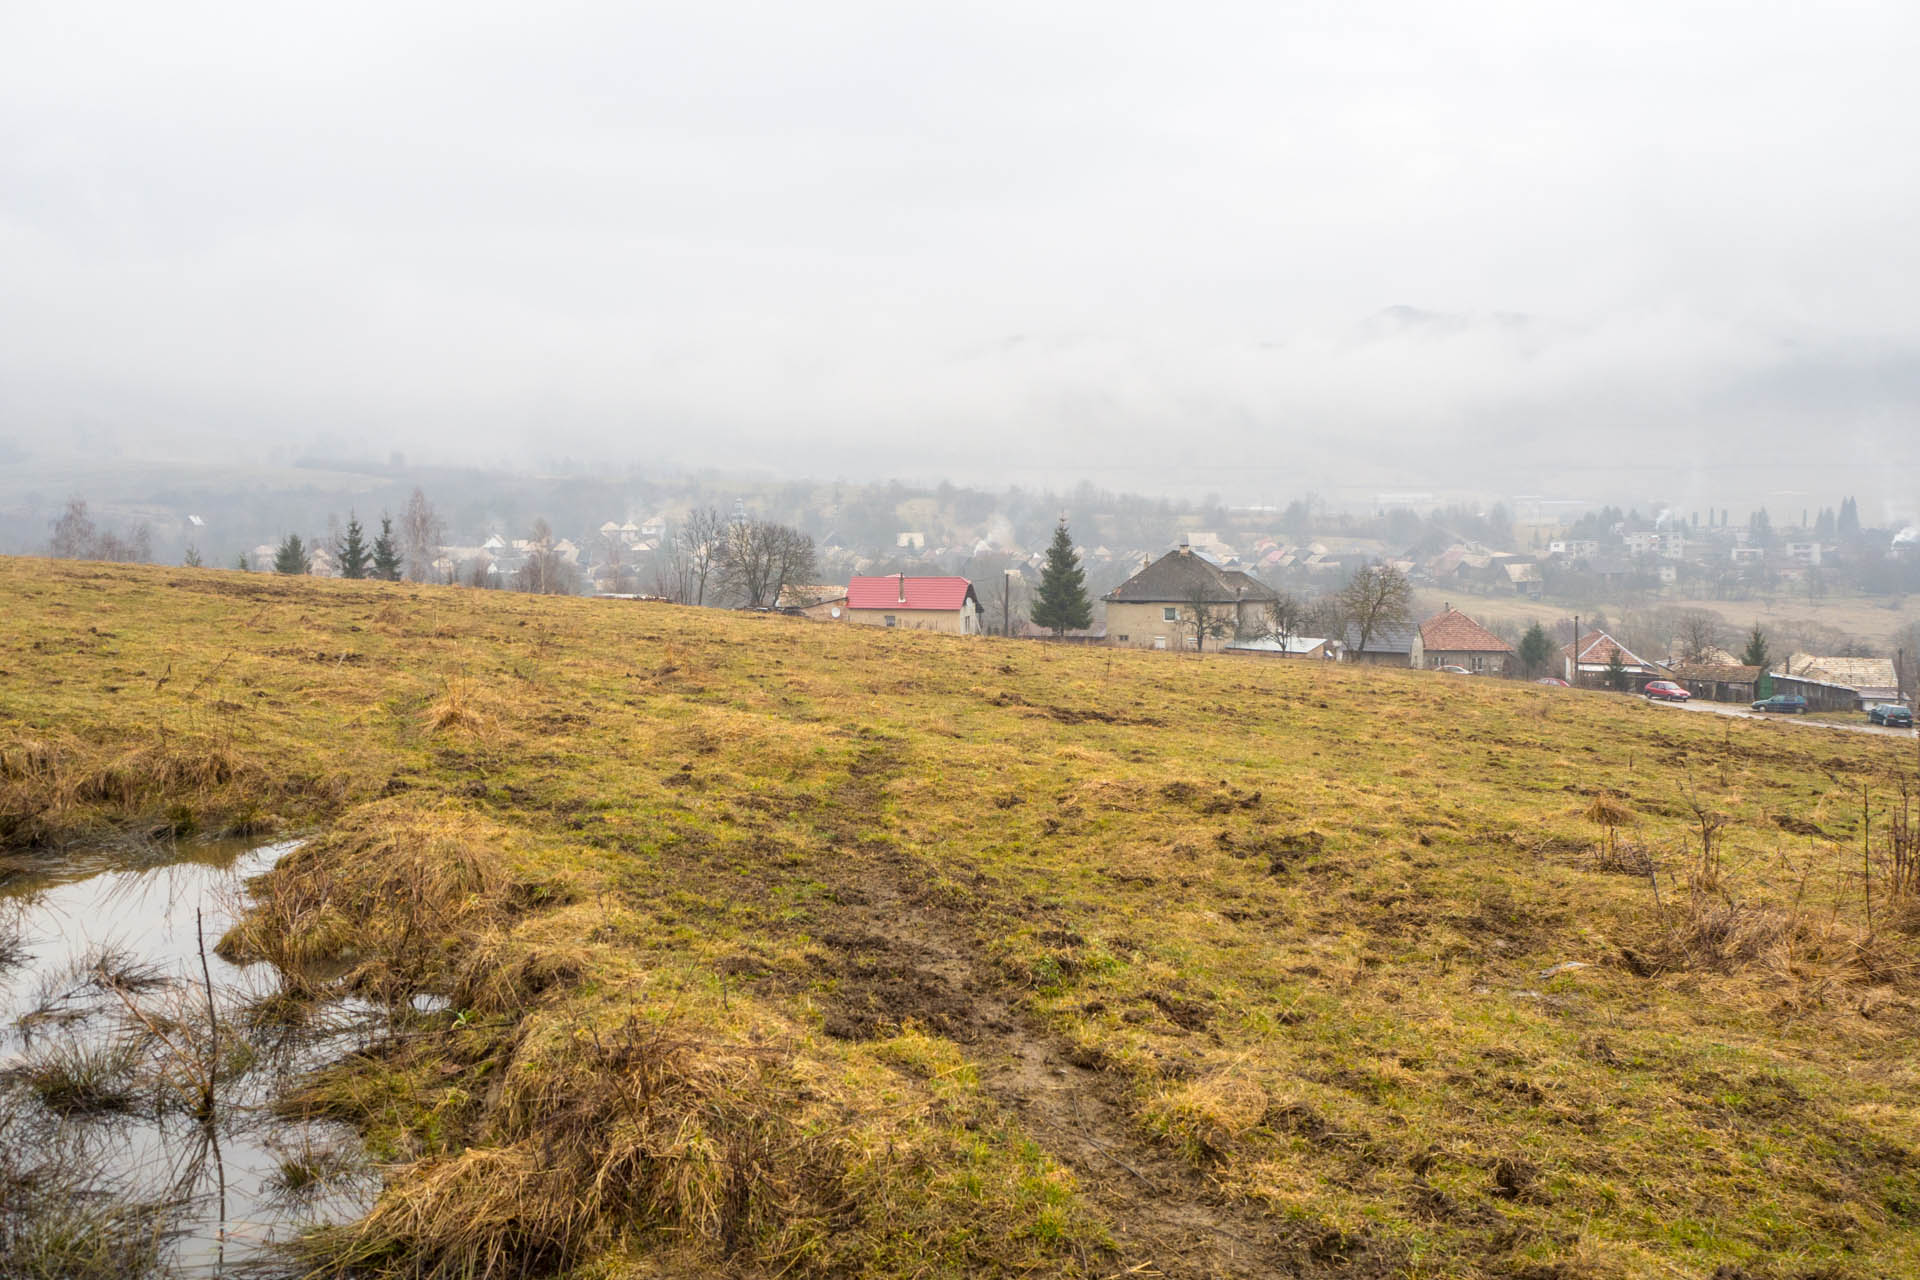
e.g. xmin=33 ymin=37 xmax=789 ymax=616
xmin=845 ymin=575 xmax=976 ymax=612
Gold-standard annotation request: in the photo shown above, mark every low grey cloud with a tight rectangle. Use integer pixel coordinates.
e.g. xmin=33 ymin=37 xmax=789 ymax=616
xmin=4 ymin=1 xmax=1917 ymax=501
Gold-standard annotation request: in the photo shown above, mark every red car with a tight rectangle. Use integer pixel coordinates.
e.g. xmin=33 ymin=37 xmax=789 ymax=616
xmin=1643 ymin=679 xmax=1691 ymax=702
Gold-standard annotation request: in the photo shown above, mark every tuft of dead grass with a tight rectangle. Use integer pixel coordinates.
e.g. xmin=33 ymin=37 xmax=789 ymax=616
xmin=18 ymin=1039 xmax=143 ymax=1115
xmin=422 ymin=677 xmax=496 ymax=738
xmin=1630 ymin=899 xmax=1799 ymax=974
xmin=1582 ymin=793 xmax=1637 ymax=830
xmin=301 ymin=1012 xmax=847 ymax=1279
xmin=450 ymin=928 xmax=591 ymax=1016
xmin=1140 ymin=1071 xmax=1271 ymax=1167
xmin=218 ymin=798 xmax=509 ymax=996
xmin=1 ymin=729 xmax=270 ymax=848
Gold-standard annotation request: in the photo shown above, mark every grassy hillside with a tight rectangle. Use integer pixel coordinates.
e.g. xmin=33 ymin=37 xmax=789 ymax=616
xmin=3 ymin=557 xmax=1918 ymax=1279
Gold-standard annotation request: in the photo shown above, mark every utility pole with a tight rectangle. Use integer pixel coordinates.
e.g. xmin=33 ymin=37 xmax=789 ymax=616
xmin=1572 ymin=613 xmax=1580 ymax=685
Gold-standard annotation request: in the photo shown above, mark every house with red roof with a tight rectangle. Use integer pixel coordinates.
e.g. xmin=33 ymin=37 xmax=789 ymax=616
xmin=844 ymin=574 xmax=981 ymax=634
xmin=1419 ymin=606 xmax=1515 ymax=674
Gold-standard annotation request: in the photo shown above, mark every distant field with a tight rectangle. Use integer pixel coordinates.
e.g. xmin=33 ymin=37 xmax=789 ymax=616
xmin=4 ymin=557 xmax=1919 ymax=1279
xmin=1418 ymin=587 xmax=1918 ymax=650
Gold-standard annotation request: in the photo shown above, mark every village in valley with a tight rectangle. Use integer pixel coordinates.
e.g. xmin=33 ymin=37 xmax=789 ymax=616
xmin=114 ymin=475 xmax=1916 ymax=721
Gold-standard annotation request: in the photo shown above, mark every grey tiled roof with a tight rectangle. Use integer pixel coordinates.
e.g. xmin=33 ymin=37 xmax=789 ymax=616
xmin=1103 ymin=549 xmax=1279 ymax=604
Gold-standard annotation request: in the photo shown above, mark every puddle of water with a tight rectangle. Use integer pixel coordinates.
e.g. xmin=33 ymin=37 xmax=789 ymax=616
xmin=0 ymin=837 xmax=379 ymax=1276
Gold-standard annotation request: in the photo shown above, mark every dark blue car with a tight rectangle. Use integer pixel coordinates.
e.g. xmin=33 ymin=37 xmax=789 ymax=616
xmin=1751 ymin=695 xmax=1809 ymax=714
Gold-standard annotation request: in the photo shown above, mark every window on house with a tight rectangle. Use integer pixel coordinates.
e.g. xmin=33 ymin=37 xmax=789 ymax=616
xmin=1163 ymin=607 xmax=1177 ymax=621
xmin=1114 ymin=634 xmax=1129 ymax=643
xmin=884 ymin=615 xmax=896 ymax=627
xmin=1153 ymin=636 xmax=1167 ymax=650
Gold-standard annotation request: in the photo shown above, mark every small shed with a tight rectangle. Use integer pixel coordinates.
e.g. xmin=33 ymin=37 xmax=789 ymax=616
xmin=1669 ymin=663 xmax=1762 ymax=703
xmin=1768 ymin=673 xmax=1863 ymax=713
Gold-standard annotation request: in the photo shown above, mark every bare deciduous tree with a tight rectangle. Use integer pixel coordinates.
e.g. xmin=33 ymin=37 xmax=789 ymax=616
xmin=1302 ymin=594 xmax=1347 ymax=642
xmin=1895 ymin=621 xmax=1920 ymax=703
xmin=1671 ymin=608 xmax=1728 ymax=664
xmin=48 ymin=498 xmax=96 ymax=559
xmin=658 ymin=506 xmax=726 ymax=605
xmin=1338 ymin=563 xmax=1412 ymax=656
xmin=1182 ymin=583 xmax=1232 ymax=653
xmin=718 ymin=519 xmax=816 ymax=609
xmin=48 ymin=497 xmax=152 ymax=563
xmin=1263 ymin=591 xmax=1307 ymax=652
xmin=515 ymin=518 xmax=579 ymax=595
xmin=653 ymin=544 xmax=691 ymax=603
xmin=401 ymin=487 xmax=445 ymax=583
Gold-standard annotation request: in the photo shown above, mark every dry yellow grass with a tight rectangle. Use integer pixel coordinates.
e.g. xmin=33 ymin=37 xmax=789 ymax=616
xmin=3 ymin=556 xmax=1919 ymax=1279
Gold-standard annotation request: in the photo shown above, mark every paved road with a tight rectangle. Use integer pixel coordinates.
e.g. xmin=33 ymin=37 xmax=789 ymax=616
xmin=1649 ymin=697 xmax=1916 ymax=739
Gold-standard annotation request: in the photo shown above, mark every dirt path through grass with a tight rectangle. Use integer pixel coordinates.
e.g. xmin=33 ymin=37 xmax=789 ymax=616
xmin=807 ymin=833 xmax=1309 ymax=1277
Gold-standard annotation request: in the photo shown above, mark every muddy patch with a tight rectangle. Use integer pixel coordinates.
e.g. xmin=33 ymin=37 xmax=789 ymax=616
xmin=800 ymin=841 xmax=1319 ymax=1278
xmin=811 ymin=927 xmax=994 ymax=1042
xmin=0 ymin=838 xmax=377 ymax=1276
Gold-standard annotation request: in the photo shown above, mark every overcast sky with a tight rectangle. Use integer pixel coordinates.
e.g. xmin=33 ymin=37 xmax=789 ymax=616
xmin=4 ymin=2 xmax=1918 ymax=503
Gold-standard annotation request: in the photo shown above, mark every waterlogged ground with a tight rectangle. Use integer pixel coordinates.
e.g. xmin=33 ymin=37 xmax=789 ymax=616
xmin=0 ymin=838 xmax=375 ymax=1276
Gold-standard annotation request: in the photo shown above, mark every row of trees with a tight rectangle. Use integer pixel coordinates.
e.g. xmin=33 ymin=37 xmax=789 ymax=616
xmin=47 ymin=499 xmax=152 ymax=563
xmin=267 ymin=512 xmax=406 ymax=579
xmin=653 ymin=508 xmax=817 ymax=609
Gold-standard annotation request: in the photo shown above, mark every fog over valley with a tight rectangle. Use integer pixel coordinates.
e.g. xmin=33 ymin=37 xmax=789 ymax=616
xmin=4 ymin=2 xmax=1919 ymax=508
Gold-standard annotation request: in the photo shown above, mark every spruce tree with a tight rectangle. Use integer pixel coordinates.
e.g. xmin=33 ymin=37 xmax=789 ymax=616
xmin=1030 ymin=519 xmax=1092 ymax=637
xmin=182 ymin=544 xmax=203 ymax=568
xmin=1517 ymin=621 xmax=1552 ymax=676
xmin=1740 ymin=623 xmax=1771 ymax=671
xmin=273 ymin=533 xmax=311 ymax=576
xmin=336 ymin=511 xmax=372 ymax=579
xmin=233 ymin=551 xmax=250 ymax=572
xmin=371 ymin=514 xmax=403 ymax=581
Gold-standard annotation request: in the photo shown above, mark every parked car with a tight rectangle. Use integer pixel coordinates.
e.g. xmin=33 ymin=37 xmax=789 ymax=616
xmin=1867 ymin=703 xmax=1914 ymax=727
xmin=1643 ymin=680 xmax=1691 ymax=702
xmin=1535 ymin=677 xmax=1570 ymax=687
xmin=1436 ymin=664 xmax=1474 ymax=675
xmin=1751 ymin=694 xmax=1809 ymax=714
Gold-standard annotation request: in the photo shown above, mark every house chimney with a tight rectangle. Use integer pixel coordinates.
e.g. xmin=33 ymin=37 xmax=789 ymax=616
xmin=897 ymin=571 xmax=906 ymax=604
xmin=1178 ymin=534 xmax=1191 ymax=555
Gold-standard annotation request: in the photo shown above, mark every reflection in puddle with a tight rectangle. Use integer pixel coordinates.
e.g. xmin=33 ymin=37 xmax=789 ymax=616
xmin=0 ymin=839 xmax=378 ymax=1276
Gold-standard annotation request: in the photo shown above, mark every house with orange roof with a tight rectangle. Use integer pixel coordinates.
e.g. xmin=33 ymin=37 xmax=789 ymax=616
xmin=1419 ymin=606 xmax=1515 ymax=674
